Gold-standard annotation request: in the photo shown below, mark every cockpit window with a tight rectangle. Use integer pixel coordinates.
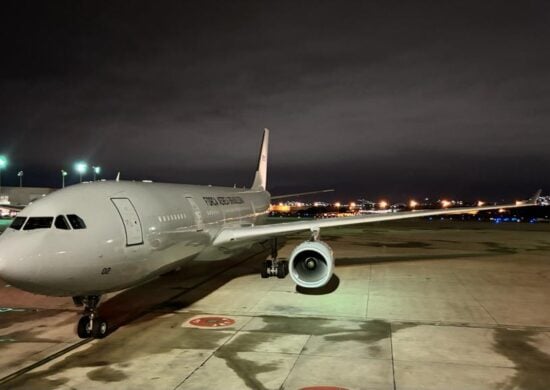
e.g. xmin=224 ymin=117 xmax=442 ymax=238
xmin=9 ymin=217 xmax=27 ymax=230
xmin=23 ymin=217 xmax=54 ymax=230
xmin=67 ymin=214 xmax=86 ymax=229
xmin=55 ymin=215 xmax=71 ymax=230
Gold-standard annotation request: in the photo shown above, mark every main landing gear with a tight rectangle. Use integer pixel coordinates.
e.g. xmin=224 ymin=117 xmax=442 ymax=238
xmin=73 ymin=295 xmax=109 ymax=339
xmin=261 ymin=238 xmax=289 ymax=279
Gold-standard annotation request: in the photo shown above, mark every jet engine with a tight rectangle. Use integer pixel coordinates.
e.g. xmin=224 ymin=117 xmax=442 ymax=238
xmin=288 ymin=241 xmax=334 ymax=289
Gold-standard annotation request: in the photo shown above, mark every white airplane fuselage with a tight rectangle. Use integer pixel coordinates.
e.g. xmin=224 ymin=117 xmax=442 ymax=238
xmin=0 ymin=181 xmax=270 ymax=297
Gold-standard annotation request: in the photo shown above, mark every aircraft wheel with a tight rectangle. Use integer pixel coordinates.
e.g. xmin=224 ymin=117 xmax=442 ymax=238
xmin=277 ymin=261 xmax=288 ymax=279
xmin=261 ymin=260 xmax=272 ymax=278
xmin=91 ymin=318 xmax=109 ymax=339
xmin=77 ymin=316 xmax=91 ymax=339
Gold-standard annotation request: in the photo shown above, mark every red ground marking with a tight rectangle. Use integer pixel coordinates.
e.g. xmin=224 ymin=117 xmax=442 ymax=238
xmin=188 ymin=316 xmax=236 ymax=328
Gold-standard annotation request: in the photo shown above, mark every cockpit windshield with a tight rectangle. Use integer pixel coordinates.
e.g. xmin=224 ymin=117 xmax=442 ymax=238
xmin=67 ymin=214 xmax=86 ymax=229
xmin=9 ymin=217 xmax=27 ymax=230
xmin=9 ymin=214 xmax=86 ymax=231
xmin=23 ymin=217 xmax=54 ymax=230
xmin=55 ymin=215 xmax=71 ymax=230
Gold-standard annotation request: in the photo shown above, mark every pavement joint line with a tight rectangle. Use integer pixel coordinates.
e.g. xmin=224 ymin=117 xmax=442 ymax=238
xmin=0 ymin=339 xmax=91 ymax=386
xmin=174 ymin=315 xmax=243 ymax=389
xmin=451 ymin=269 xmax=501 ymax=326
xmin=280 ymin=334 xmax=311 ymax=389
xmin=389 ymin=323 xmax=397 ymax=390
xmin=0 ymin=248 xmax=267 ymax=386
xmin=391 ymin=358 xmax=519 ymax=370
xmin=365 ymin=263 xmax=373 ymax=319
xmin=175 ymin=310 xmax=550 ymax=332
xmin=364 ymin=317 xmax=550 ymax=332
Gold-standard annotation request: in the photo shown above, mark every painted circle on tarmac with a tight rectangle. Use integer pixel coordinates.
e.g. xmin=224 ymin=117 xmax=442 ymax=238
xmin=188 ymin=316 xmax=236 ymax=328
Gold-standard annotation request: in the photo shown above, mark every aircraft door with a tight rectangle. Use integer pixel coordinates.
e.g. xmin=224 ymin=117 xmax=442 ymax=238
xmin=111 ymin=198 xmax=144 ymax=246
xmin=186 ymin=196 xmax=204 ymax=231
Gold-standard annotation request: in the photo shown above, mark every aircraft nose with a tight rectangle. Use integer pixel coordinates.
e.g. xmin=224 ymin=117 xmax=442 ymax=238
xmin=0 ymin=234 xmax=35 ymax=285
xmin=0 ymin=236 xmax=16 ymax=280
xmin=0 ymin=252 xmax=5 ymax=275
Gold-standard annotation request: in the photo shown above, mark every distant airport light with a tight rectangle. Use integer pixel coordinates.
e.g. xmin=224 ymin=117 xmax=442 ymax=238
xmin=498 ymin=208 xmax=506 ymax=213
xmin=61 ymin=170 xmax=68 ymax=188
xmin=441 ymin=200 xmax=451 ymax=208
xmin=74 ymin=162 xmax=88 ymax=183
xmin=477 ymin=201 xmax=485 ymax=207
xmin=379 ymin=200 xmax=388 ymax=209
xmin=349 ymin=202 xmax=356 ymax=208
xmin=515 ymin=200 xmax=524 ymax=206
xmin=409 ymin=200 xmax=418 ymax=209
xmin=334 ymin=202 xmax=341 ymax=208
xmin=92 ymin=166 xmax=101 ymax=181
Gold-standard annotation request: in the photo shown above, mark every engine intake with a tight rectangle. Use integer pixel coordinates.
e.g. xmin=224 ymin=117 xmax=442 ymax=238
xmin=288 ymin=240 xmax=334 ymax=289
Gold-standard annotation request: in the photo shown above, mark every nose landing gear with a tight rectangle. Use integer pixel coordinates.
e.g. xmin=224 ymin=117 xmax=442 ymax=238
xmin=73 ymin=295 xmax=109 ymax=339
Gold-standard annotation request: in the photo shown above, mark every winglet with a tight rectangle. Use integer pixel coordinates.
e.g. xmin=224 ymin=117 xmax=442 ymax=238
xmin=251 ymin=128 xmax=269 ymax=190
xmin=528 ymin=189 xmax=542 ymax=205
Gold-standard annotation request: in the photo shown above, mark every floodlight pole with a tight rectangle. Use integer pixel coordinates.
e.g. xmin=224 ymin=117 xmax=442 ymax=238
xmin=61 ymin=170 xmax=67 ymax=188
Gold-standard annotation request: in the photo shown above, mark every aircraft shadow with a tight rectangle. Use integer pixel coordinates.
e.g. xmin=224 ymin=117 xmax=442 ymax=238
xmin=95 ymin=246 xmax=496 ymax=336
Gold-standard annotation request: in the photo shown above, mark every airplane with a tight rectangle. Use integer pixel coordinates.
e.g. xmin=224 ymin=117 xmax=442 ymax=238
xmin=0 ymin=129 xmax=540 ymax=339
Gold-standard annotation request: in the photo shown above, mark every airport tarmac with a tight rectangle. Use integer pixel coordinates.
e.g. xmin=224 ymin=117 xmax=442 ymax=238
xmin=1 ymin=220 xmax=550 ymax=389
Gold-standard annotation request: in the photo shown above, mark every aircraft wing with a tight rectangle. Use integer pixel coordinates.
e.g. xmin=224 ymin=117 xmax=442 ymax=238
xmin=213 ymin=191 xmax=541 ymax=246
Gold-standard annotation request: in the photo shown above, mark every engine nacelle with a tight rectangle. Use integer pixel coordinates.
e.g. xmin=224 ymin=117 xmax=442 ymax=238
xmin=288 ymin=240 xmax=334 ymax=289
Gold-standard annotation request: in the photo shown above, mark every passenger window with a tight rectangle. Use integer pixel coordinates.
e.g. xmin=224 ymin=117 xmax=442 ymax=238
xmin=9 ymin=217 xmax=27 ymax=230
xmin=67 ymin=214 xmax=86 ymax=229
xmin=23 ymin=217 xmax=54 ymax=230
xmin=55 ymin=215 xmax=71 ymax=230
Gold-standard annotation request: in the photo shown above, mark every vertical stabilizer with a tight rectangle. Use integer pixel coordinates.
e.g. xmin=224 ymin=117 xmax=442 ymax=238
xmin=252 ymin=128 xmax=269 ymax=190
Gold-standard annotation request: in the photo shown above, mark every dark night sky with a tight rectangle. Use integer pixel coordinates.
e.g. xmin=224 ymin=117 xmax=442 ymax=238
xmin=1 ymin=1 xmax=549 ymax=201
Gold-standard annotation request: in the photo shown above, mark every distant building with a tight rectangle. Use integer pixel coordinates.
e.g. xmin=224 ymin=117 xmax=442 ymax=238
xmin=0 ymin=186 xmax=56 ymax=206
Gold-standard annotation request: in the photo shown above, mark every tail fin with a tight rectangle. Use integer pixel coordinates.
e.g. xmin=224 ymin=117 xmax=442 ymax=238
xmin=251 ymin=128 xmax=269 ymax=190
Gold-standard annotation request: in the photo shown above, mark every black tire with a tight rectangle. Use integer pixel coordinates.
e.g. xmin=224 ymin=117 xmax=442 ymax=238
xmin=77 ymin=316 xmax=91 ymax=339
xmin=91 ymin=318 xmax=109 ymax=339
xmin=281 ymin=261 xmax=289 ymax=277
xmin=277 ymin=262 xmax=287 ymax=279
xmin=261 ymin=260 xmax=272 ymax=278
